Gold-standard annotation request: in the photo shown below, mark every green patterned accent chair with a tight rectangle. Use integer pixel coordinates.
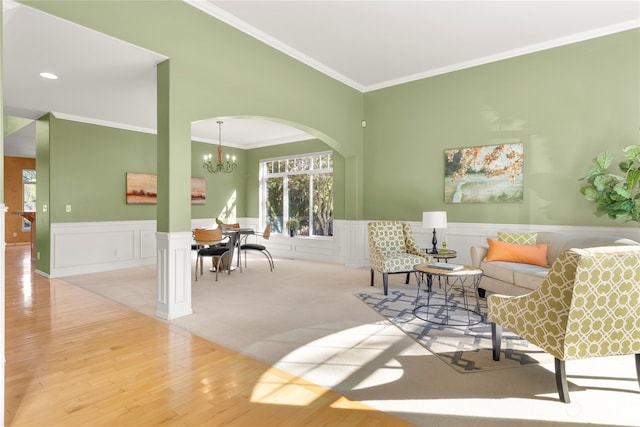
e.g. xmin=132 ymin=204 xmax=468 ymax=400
xmin=368 ymin=221 xmax=431 ymax=295
xmin=488 ymin=246 xmax=640 ymax=403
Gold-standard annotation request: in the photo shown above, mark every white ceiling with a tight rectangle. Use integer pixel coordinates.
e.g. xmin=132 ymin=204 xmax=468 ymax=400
xmin=3 ymin=1 xmax=639 ymax=157
xmin=200 ymin=0 xmax=640 ymax=92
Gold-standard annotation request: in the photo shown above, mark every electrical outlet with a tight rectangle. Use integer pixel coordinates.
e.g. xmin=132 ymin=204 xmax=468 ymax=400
xmin=43 ymin=204 xmax=48 ymax=213
xmin=37 ymin=252 xmax=40 ymax=260
xmin=12 ymin=232 xmax=17 ymax=237
xmin=66 ymin=205 xmax=72 ymax=213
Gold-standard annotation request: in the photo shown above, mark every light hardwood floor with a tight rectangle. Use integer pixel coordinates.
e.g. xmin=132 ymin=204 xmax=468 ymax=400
xmin=4 ymin=244 xmax=414 ymax=426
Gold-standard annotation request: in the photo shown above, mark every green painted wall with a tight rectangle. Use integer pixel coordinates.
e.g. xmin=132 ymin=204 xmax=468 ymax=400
xmin=41 ymin=116 xmax=332 ymax=225
xmin=244 ymin=139 xmax=345 ymax=219
xmin=191 ymin=140 xmax=246 ymax=221
xmin=49 ymin=117 xmax=157 ymax=222
xmin=4 ymin=116 xmax=33 ymax=137
xmin=363 ymin=29 xmax=640 ymax=226
xmin=15 ymin=3 xmax=640 ymax=233
xmin=25 ymin=0 xmax=365 ymax=225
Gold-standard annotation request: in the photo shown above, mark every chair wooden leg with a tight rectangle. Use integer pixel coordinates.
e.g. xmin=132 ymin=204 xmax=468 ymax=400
xmin=370 ymin=269 xmax=374 ymax=286
xmin=635 ymin=354 xmax=640 ymax=389
xmin=195 ymin=254 xmax=199 ymax=281
xmin=405 ymin=272 xmax=410 ymax=284
xmin=383 ymin=273 xmax=389 ymax=295
xmin=491 ymin=323 xmax=502 ymax=361
xmin=555 ymin=358 xmax=570 ymax=403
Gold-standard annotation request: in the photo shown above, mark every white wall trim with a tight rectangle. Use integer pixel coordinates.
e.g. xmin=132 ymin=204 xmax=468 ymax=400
xmin=47 ymin=219 xmax=640 ymax=277
xmin=49 ymin=220 xmax=157 ymax=278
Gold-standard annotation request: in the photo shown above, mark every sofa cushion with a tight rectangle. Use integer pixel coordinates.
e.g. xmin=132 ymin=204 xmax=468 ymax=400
xmin=480 ymin=260 xmax=519 ymax=283
xmin=485 ymin=238 xmax=549 ymax=267
xmin=536 ymin=232 xmax=640 ymax=265
xmin=536 ymin=232 xmax=573 ymax=265
xmin=498 ymin=231 xmax=537 ymax=245
xmin=472 ymin=232 xmax=640 ymax=296
xmin=513 ymin=266 xmax=549 ymax=290
xmin=480 ymin=260 xmax=549 ymax=291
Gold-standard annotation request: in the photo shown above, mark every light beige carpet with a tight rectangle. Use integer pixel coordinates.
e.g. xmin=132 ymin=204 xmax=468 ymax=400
xmin=357 ymin=290 xmax=554 ymax=373
xmin=63 ymin=253 xmax=640 ymax=427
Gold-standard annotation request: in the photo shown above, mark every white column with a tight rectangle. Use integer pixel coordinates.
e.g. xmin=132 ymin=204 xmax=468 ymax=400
xmin=155 ymin=231 xmax=192 ymax=320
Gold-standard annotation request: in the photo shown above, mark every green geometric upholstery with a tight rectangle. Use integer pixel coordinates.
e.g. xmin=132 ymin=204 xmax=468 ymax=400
xmin=368 ymin=221 xmax=430 ymax=295
xmin=497 ymin=231 xmax=538 ymax=245
xmin=488 ymin=246 xmax=640 ymax=403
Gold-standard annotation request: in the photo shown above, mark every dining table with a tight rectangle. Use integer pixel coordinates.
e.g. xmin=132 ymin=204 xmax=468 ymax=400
xmin=221 ymin=227 xmax=255 ymax=271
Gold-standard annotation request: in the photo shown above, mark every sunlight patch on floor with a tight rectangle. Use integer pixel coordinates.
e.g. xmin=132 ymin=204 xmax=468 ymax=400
xmin=271 ymin=322 xmax=408 ymax=389
xmin=251 ymin=321 xmax=412 ymax=406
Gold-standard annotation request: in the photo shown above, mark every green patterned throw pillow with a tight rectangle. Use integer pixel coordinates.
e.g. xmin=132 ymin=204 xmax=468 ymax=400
xmin=497 ymin=231 xmax=537 ymax=245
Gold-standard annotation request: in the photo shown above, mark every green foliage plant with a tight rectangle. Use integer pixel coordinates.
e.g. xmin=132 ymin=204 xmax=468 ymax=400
xmin=286 ymin=217 xmax=300 ymax=230
xmin=580 ymin=145 xmax=640 ymax=223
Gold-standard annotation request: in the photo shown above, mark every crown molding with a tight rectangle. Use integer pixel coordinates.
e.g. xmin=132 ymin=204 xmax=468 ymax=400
xmin=183 ymin=0 xmax=366 ymax=92
xmin=52 ymin=113 xmax=157 ymax=135
xmin=191 ymin=134 xmax=314 ymax=150
xmin=365 ymin=19 xmax=640 ymax=92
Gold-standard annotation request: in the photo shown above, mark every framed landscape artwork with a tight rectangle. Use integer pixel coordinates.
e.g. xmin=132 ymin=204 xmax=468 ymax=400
xmin=191 ymin=177 xmax=206 ymax=205
xmin=126 ymin=172 xmax=206 ymax=205
xmin=444 ymin=141 xmax=524 ymax=203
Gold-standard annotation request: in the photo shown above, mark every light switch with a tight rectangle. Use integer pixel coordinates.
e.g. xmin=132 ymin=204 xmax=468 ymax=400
xmin=43 ymin=204 xmax=47 ymax=213
xmin=66 ymin=205 xmax=72 ymax=213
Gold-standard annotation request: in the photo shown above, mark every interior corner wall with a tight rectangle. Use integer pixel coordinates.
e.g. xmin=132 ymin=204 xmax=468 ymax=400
xmin=48 ymin=117 xmax=158 ymax=224
xmin=35 ymin=115 xmax=51 ymax=274
xmin=362 ymin=28 xmax=640 ymax=227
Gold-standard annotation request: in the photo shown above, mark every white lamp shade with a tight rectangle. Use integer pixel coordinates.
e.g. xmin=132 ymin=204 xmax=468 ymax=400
xmin=422 ymin=211 xmax=448 ymax=229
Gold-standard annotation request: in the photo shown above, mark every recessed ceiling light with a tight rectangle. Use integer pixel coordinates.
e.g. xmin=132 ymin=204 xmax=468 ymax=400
xmin=39 ymin=72 xmax=58 ymax=80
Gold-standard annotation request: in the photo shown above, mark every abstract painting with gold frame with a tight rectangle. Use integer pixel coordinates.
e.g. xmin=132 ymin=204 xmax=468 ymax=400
xmin=444 ymin=141 xmax=523 ymax=203
xmin=126 ymin=172 xmax=206 ymax=205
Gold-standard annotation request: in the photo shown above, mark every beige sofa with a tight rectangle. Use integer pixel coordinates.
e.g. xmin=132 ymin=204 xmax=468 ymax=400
xmin=471 ymin=231 xmax=640 ymax=296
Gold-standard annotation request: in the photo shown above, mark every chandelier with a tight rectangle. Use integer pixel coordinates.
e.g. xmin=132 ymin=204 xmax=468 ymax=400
xmin=202 ymin=120 xmax=237 ymax=174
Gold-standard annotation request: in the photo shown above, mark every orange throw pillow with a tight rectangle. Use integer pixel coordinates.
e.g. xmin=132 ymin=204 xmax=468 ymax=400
xmin=484 ymin=238 xmax=549 ymax=267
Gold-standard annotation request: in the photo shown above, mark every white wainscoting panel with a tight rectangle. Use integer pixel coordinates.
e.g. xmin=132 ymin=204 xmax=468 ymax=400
xmin=404 ymin=221 xmax=640 ymax=266
xmin=49 ymin=218 xmax=640 ymax=277
xmin=50 ymin=221 xmax=157 ymax=278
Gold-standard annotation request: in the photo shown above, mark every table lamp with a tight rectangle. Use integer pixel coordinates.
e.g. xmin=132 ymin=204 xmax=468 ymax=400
xmin=422 ymin=211 xmax=448 ymax=254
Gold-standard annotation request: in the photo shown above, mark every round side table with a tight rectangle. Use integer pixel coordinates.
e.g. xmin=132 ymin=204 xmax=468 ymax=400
xmin=413 ymin=263 xmax=483 ymax=326
xmin=426 ymin=249 xmax=457 ymax=262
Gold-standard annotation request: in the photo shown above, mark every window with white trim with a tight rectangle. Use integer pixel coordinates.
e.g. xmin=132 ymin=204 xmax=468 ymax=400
xmin=260 ymin=152 xmax=333 ymax=237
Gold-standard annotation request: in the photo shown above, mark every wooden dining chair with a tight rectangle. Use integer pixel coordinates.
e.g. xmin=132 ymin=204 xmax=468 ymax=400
xmin=221 ymin=223 xmax=240 ymax=229
xmin=193 ymin=228 xmax=233 ymax=281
